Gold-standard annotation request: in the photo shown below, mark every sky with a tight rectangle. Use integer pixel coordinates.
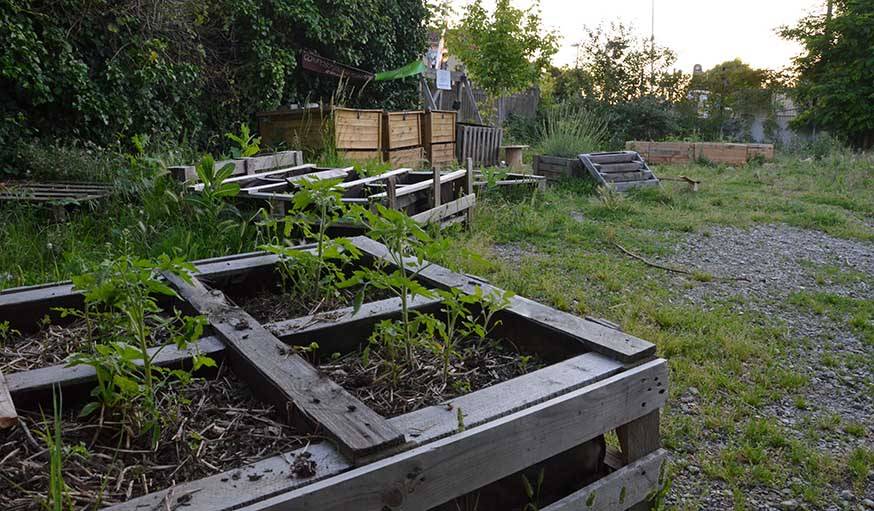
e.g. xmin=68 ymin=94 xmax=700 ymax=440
xmin=451 ymin=0 xmax=826 ymax=73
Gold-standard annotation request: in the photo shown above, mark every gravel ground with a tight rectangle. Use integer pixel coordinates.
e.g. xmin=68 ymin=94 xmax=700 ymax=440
xmin=659 ymin=224 xmax=874 ymax=511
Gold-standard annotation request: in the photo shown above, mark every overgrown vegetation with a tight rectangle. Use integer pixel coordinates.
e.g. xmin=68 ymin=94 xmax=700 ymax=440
xmin=535 ymin=103 xmax=607 ymax=158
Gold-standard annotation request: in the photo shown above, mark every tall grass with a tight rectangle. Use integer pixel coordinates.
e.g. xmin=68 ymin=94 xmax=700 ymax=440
xmin=536 ymin=103 xmax=608 ymax=158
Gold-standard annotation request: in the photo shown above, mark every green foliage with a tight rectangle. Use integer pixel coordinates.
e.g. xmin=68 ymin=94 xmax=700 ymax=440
xmin=536 ymin=103 xmax=607 ymax=157
xmin=66 ymin=254 xmax=213 ymax=445
xmin=521 ymin=468 xmax=545 ymax=511
xmin=260 ymin=177 xmax=362 ymax=301
xmin=780 ymin=0 xmax=874 ymax=148
xmin=447 ymin=0 xmax=558 ymax=97
xmin=0 ymin=0 xmax=428 ymax=166
xmin=226 ymin=124 xmax=261 ymax=159
xmin=39 ymin=391 xmax=72 ymax=511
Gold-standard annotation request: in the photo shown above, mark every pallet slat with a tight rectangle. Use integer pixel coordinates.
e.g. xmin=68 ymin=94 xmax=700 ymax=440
xmin=0 ymin=369 xmax=17 ymax=428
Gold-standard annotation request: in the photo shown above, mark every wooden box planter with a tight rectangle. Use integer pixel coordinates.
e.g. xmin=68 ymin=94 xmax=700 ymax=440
xmin=257 ymin=107 xmax=383 ymax=155
xmin=423 ymin=110 xmax=457 ymax=169
xmin=1 ymin=238 xmax=668 ymax=511
xmin=427 ymin=142 xmax=457 ymax=169
xmin=384 ymin=146 xmax=425 ymax=169
xmin=532 ymin=155 xmax=585 ymax=181
xmin=626 ymin=141 xmax=775 ymax=166
xmin=383 ymin=111 xmax=424 ymax=169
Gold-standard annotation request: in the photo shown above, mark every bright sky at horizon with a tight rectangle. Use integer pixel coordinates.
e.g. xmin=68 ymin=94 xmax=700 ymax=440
xmin=451 ymin=0 xmax=826 ymax=73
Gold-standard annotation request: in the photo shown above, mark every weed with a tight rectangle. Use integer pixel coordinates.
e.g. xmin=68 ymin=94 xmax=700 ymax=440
xmin=521 ymin=469 xmax=545 ymax=511
xmin=225 ymin=123 xmax=261 ymax=159
xmin=536 ymin=103 xmax=607 ymax=158
xmin=847 ymin=447 xmax=874 ymax=491
xmin=66 ymin=254 xmax=214 ymax=445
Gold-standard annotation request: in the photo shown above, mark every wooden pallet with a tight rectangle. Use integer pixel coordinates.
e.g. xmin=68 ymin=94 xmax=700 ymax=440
xmin=0 ymin=239 xmax=668 ymax=510
xmin=0 ymin=181 xmax=113 ymax=203
xmin=532 ymin=155 xmax=585 ymax=181
xmin=578 ymin=152 xmax=660 ymax=192
xmin=457 ymin=124 xmax=503 ymax=167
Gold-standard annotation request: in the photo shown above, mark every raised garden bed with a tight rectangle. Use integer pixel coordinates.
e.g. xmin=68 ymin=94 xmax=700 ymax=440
xmin=532 ymin=154 xmax=585 ymax=181
xmin=1 ymin=237 xmax=668 ymax=511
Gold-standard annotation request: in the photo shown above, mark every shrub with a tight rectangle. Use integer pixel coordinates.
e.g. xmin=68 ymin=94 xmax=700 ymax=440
xmin=536 ymin=103 xmax=607 ymax=157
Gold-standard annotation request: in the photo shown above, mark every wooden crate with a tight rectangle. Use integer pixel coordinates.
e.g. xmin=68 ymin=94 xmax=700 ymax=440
xmin=533 ymin=154 xmax=585 ymax=181
xmin=457 ymin=124 xmax=503 ymax=167
xmin=383 ymin=111 xmax=423 ymax=150
xmin=384 ymin=146 xmax=425 ymax=169
xmin=423 ymin=110 xmax=457 ymax=145
xmin=1 ymin=238 xmax=667 ymax=511
xmin=257 ymin=107 xmax=383 ymax=152
xmin=427 ymin=142 xmax=457 ymax=168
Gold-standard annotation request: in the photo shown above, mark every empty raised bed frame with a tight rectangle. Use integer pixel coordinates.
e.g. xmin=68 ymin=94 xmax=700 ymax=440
xmin=1 ymin=239 xmax=668 ymax=510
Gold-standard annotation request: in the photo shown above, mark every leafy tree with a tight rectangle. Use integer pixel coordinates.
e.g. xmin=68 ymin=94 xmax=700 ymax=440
xmin=576 ymin=22 xmax=687 ymax=104
xmin=780 ymin=0 xmax=874 ymax=148
xmin=446 ymin=0 xmax=558 ymax=99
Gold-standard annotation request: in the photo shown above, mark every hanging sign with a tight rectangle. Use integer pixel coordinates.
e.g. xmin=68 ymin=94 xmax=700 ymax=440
xmin=436 ymin=69 xmax=452 ymax=90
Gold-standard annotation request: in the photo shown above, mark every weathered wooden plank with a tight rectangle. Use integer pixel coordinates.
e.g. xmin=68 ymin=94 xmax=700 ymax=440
xmin=350 ymin=237 xmax=656 ymax=363
xmin=617 ymin=409 xmax=662 ymax=511
xmin=541 ymin=449 xmax=667 ymax=511
xmin=369 ymin=169 xmax=466 ymax=200
xmin=239 ymin=168 xmax=351 ymax=193
xmin=0 ymin=368 xmax=17 ymax=428
xmin=6 ymin=337 xmax=227 ymax=407
xmin=597 ymin=161 xmax=644 ymax=173
xmin=613 ymin=179 xmax=660 ymax=193
xmin=391 ymin=352 xmax=624 ymax=444
xmin=191 ymin=164 xmax=316 ymax=191
xmin=243 ymin=151 xmax=302 ymax=174
xmin=338 ymin=168 xmax=410 ymax=193
xmin=236 ymin=359 xmax=668 ymax=511
xmin=409 ymin=194 xmax=475 ymax=225
xmin=602 ymin=171 xmax=653 ymax=183
xmin=163 ymin=273 xmax=404 ymax=460
xmin=588 ymin=152 xmax=637 ymax=164
xmin=111 ymin=359 xmax=666 ymax=511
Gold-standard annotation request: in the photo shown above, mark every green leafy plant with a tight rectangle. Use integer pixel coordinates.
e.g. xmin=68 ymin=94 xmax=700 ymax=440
xmin=342 ymin=204 xmax=440 ymax=361
xmin=521 ymin=468 xmax=545 ymax=511
xmin=226 ymin=123 xmax=261 ymax=159
xmin=65 ymin=254 xmax=214 ymax=445
xmin=260 ymin=177 xmax=361 ymax=303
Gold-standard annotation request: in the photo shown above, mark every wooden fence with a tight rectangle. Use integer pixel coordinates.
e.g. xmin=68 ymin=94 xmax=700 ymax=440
xmin=457 ymin=124 xmax=503 ymax=167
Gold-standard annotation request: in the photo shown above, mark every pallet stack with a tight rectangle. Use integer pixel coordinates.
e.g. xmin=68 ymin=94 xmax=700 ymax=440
xmin=423 ymin=110 xmax=457 ymax=169
xmin=383 ymin=111 xmax=425 ymax=168
xmin=578 ymin=151 xmax=661 ymax=192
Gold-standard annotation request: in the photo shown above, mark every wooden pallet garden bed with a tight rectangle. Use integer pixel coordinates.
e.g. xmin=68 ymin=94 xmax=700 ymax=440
xmin=169 ymin=151 xmax=304 ymax=182
xmin=191 ymin=161 xmax=476 ymax=229
xmin=532 ymin=154 xmax=585 ymax=181
xmin=0 ymin=237 xmax=668 ymax=511
xmin=474 ymin=171 xmax=547 ymax=192
xmin=626 ymin=141 xmax=775 ymax=166
xmin=0 ymin=180 xmax=114 ymax=219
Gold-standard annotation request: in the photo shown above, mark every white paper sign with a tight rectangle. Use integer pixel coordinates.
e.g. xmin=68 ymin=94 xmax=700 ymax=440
xmin=436 ymin=69 xmax=451 ymax=90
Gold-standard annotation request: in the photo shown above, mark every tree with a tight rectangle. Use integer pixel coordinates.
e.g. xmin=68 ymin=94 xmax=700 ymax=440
xmin=576 ymin=22 xmax=687 ymax=104
xmin=446 ymin=0 xmax=558 ymax=99
xmin=780 ymin=0 xmax=874 ymax=148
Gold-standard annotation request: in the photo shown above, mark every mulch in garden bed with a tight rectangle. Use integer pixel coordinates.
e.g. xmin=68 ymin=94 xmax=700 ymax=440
xmin=322 ymin=338 xmax=545 ymax=417
xmin=0 ymin=364 xmax=313 ymax=510
xmin=0 ymin=314 xmax=182 ymax=374
xmin=229 ymin=284 xmax=393 ymax=324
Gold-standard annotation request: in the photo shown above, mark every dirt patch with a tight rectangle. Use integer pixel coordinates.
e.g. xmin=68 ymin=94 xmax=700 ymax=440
xmin=322 ymin=338 xmax=543 ymax=417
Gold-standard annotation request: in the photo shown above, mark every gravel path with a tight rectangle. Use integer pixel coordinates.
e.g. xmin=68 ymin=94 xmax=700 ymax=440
xmin=660 ymin=224 xmax=874 ymax=511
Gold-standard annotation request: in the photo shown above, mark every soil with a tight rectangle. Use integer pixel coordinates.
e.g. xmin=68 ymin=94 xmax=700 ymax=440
xmin=0 ymin=364 xmax=310 ymax=509
xmin=323 ymin=338 xmax=544 ymax=417
xmin=230 ymin=284 xmax=394 ymax=325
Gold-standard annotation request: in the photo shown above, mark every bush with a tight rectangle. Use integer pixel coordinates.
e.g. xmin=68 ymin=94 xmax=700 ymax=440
xmin=536 ymin=103 xmax=607 ymax=157
xmin=0 ymin=0 xmax=428 ymax=171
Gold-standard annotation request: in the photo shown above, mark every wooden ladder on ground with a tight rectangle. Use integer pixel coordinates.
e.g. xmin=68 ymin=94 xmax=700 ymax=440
xmin=578 ymin=151 xmax=660 ymax=192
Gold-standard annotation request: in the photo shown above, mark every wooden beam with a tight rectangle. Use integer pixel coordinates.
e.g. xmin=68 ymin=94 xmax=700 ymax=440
xmin=385 ymin=175 xmax=397 ymax=209
xmin=617 ymin=410 xmax=662 ymax=511
xmin=0 ymin=368 xmax=17 ymax=428
xmin=409 ymin=194 xmax=475 ymax=225
xmin=108 ymin=359 xmax=666 ymax=511
xmin=350 ymin=237 xmax=657 ymax=363
xmin=163 ymin=272 xmax=404 ymax=461
xmin=191 ymin=164 xmax=316 ymax=191
xmin=232 ymin=360 xmax=668 ymax=511
xmin=541 ymin=449 xmax=667 ymax=511
xmin=239 ymin=168 xmax=351 ymax=193
xmin=432 ymin=168 xmax=441 ymax=208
